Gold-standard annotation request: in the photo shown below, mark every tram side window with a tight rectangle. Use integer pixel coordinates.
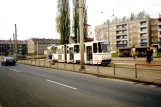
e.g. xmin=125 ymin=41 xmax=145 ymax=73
xmin=53 ymin=47 xmax=57 ymax=54
xmin=107 ymin=45 xmax=111 ymax=52
xmin=58 ymin=49 xmax=62 ymax=54
xmin=93 ymin=43 xmax=97 ymax=53
xmin=74 ymin=45 xmax=79 ymax=53
xmin=98 ymin=42 xmax=102 ymax=53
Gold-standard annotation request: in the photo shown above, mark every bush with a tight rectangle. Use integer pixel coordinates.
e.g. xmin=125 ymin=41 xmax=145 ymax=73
xmin=112 ymin=52 xmax=118 ymax=58
xmin=158 ymin=48 xmax=161 ymax=52
xmin=157 ymin=52 xmax=161 ymax=57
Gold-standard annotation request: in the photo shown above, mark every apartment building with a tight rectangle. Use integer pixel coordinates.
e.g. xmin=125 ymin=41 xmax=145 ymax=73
xmin=0 ymin=40 xmax=28 ymax=56
xmin=159 ymin=17 xmax=161 ymax=47
xmin=95 ymin=18 xmax=151 ymax=52
xmin=149 ymin=16 xmax=161 ymax=50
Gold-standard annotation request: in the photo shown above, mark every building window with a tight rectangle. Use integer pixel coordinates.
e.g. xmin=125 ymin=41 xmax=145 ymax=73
xmin=152 ymin=39 xmax=156 ymax=42
xmin=151 ymin=21 xmax=155 ymax=24
xmin=152 ymin=33 xmax=156 ymax=36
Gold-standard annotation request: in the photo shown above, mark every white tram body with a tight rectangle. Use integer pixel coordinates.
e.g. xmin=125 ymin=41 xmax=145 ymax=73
xmin=52 ymin=40 xmax=112 ymax=65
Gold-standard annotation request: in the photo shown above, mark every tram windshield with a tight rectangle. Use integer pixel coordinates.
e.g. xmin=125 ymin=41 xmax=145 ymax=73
xmin=100 ymin=41 xmax=110 ymax=53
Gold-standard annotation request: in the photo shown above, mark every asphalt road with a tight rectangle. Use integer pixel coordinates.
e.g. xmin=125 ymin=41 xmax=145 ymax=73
xmin=0 ymin=63 xmax=161 ymax=107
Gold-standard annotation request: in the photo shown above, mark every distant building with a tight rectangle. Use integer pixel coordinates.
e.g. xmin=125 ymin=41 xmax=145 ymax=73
xmin=0 ymin=40 xmax=28 ymax=56
xmin=28 ymin=38 xmax=60 ymax=55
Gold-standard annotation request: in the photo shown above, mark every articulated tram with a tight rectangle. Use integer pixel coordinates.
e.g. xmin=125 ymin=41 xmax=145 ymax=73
xmin=51 ymin=41 xmax=112 ymax=65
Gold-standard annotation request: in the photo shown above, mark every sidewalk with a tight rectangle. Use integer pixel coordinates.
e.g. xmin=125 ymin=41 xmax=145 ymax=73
xmin=112 ymin=57 xmax=161 ymax=62
xmin=18 ymin=59 xmax=161 ymax=86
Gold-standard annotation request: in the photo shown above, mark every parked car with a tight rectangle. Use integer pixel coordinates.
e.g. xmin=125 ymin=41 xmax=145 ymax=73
xmin=1 ymin=57 xmax=16 ymax=66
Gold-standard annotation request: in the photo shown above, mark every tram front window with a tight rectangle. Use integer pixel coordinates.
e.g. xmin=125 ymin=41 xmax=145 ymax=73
xmin=101 ymin=42 xmax=110 ymax=53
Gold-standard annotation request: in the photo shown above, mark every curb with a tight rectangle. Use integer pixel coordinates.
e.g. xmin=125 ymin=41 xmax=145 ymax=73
xmin=112 ymin=59 xmax=161 ymax=62
xmin=17 ymin=62 xmax=161 ymax=87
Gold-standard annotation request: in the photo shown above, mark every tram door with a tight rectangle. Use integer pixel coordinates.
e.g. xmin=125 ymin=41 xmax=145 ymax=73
xmin=58 ymin=49 xmax=62 ymax=61
xmin=86 ymin=46 xmax=92 ymax=62
xmin=69 ymin=47 xmax=74 ymax=60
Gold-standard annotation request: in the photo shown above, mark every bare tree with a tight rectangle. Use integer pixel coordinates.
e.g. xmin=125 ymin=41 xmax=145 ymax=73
xmin=130 ymin=13 xmax=136 ymax=20
xmin=122 ymin=16 xmax=127 ymax=22
xmin=137 ymin=10 xmax=150 ymax=19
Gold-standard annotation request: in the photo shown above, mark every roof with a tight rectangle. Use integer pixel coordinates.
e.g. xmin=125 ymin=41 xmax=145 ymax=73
xmin=0 ymin=40 xmax=27 ymax=45
xmin=30 ymin=38 xmax=60 ymax=44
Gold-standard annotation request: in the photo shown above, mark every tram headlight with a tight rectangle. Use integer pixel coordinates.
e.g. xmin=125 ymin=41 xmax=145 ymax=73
xmin=102 ymin=55 xmax=111 ymax=60
xmin=102 ymin=56 xmax=107 ymax=60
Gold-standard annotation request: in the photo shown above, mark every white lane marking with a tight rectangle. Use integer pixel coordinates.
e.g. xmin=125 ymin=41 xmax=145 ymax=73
xmin=9 ymin=69 xmax=20 ymax=73
xmin=148 ymin=85 xmax=158 ymax=88
xmin=46 ymin=79 xmax=77 ymax=90
xmin=135 ymin=83 xmax=145 ymax=85
xmin=108 ymin=79 xmax=134 ymax=84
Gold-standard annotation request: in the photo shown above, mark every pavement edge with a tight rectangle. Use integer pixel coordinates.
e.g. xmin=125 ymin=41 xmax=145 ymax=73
xmin=17 ymin=62 xmax=161 ymax=87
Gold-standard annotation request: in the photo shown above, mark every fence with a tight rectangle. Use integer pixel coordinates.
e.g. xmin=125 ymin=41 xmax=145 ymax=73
xmin=18 ymin=58 xmax=101 ymax=74
xmin=17 ymin=58 xmax=161 ymax=84
xmin=113 ymin=63 xmax=161 ymax=83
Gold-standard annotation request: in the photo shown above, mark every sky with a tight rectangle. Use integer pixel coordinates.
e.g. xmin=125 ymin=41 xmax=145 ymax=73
xmin=0 ymin=0 xmax=161 ymax=40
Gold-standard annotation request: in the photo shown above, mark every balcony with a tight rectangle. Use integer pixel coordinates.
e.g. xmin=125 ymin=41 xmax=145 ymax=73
xmin=158 ymin=19 xmax=161 ymax=25
xmin=140 ymin=36 xmax=148 ymax=39
xmin=140 ymin=34 xmax=148 ymax=39
xmin=116 ymin=35 xmax=127 ymax=40
xmin=122 ymin=25 xmax=127 ymax=30
xmin=140 ymin=30 xmax=147 ymax=33
xmin=116 ymin=38 xmax=127 ymax=41
xmin=159 ymin=32 xmax=161 ymax=37
xmin=158 ymin=41 xmax=161 ymax=44
xmin=140 ymin=24 xmax=147 ymax=28
xmin=158 ymin=22 xmax=161 ymax=25
xmin=158 ymin=26 xmax=161 ymax=31
xmin=116 ymin=25 xmax=122 ymax=30
xmin=158 ymin=34 xmax=161 ymax=37
xmin=116 ymin=27 xmax=122 ymax=30
xmin=122 ymin=26 xmax=127 ymax=29
xmin=117 ymin=40 xmax=127 ymax=44
xmin=116 ymin=44 xmax=128 ymax=47
xmin=140 ymin=42 xmax=147 ymax=45
xmin=122 ymin=32 xmax=127 ymax=34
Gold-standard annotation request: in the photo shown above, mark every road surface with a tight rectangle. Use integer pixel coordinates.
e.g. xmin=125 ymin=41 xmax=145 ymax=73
xmin=0 ymin=63 xmax=161 ymax=107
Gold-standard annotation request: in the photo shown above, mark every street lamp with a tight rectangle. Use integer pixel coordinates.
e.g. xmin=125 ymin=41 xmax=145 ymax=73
xmin=101 ymin=12 xmax=110 ymax=43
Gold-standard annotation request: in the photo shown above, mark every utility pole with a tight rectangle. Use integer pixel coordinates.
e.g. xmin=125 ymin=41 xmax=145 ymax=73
xmin=79 ymin=0 xmax=85 ymax=70
xmin=9 ymin=38 xmax=12 ymax=56
xmin=77 ymin=28 xmax=79 ymax=43
xmin=101 ymin=12 xmax=110 ymax=42
xmin=15 ymin=24 xmax=18 ymax=59
xmin=37 ymin=42 xmax=38 ymax=57
xmin=13 ymin=33 xmax=15 ymax=56
xmin=20 ymin=41 xmax=22 ymax=56
xmin=108 ymin=23 xmax=110 ymax=43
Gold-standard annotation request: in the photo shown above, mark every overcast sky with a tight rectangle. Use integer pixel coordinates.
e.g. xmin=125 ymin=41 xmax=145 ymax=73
xmin=0 ymin=0 xmax=161 ymax=40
